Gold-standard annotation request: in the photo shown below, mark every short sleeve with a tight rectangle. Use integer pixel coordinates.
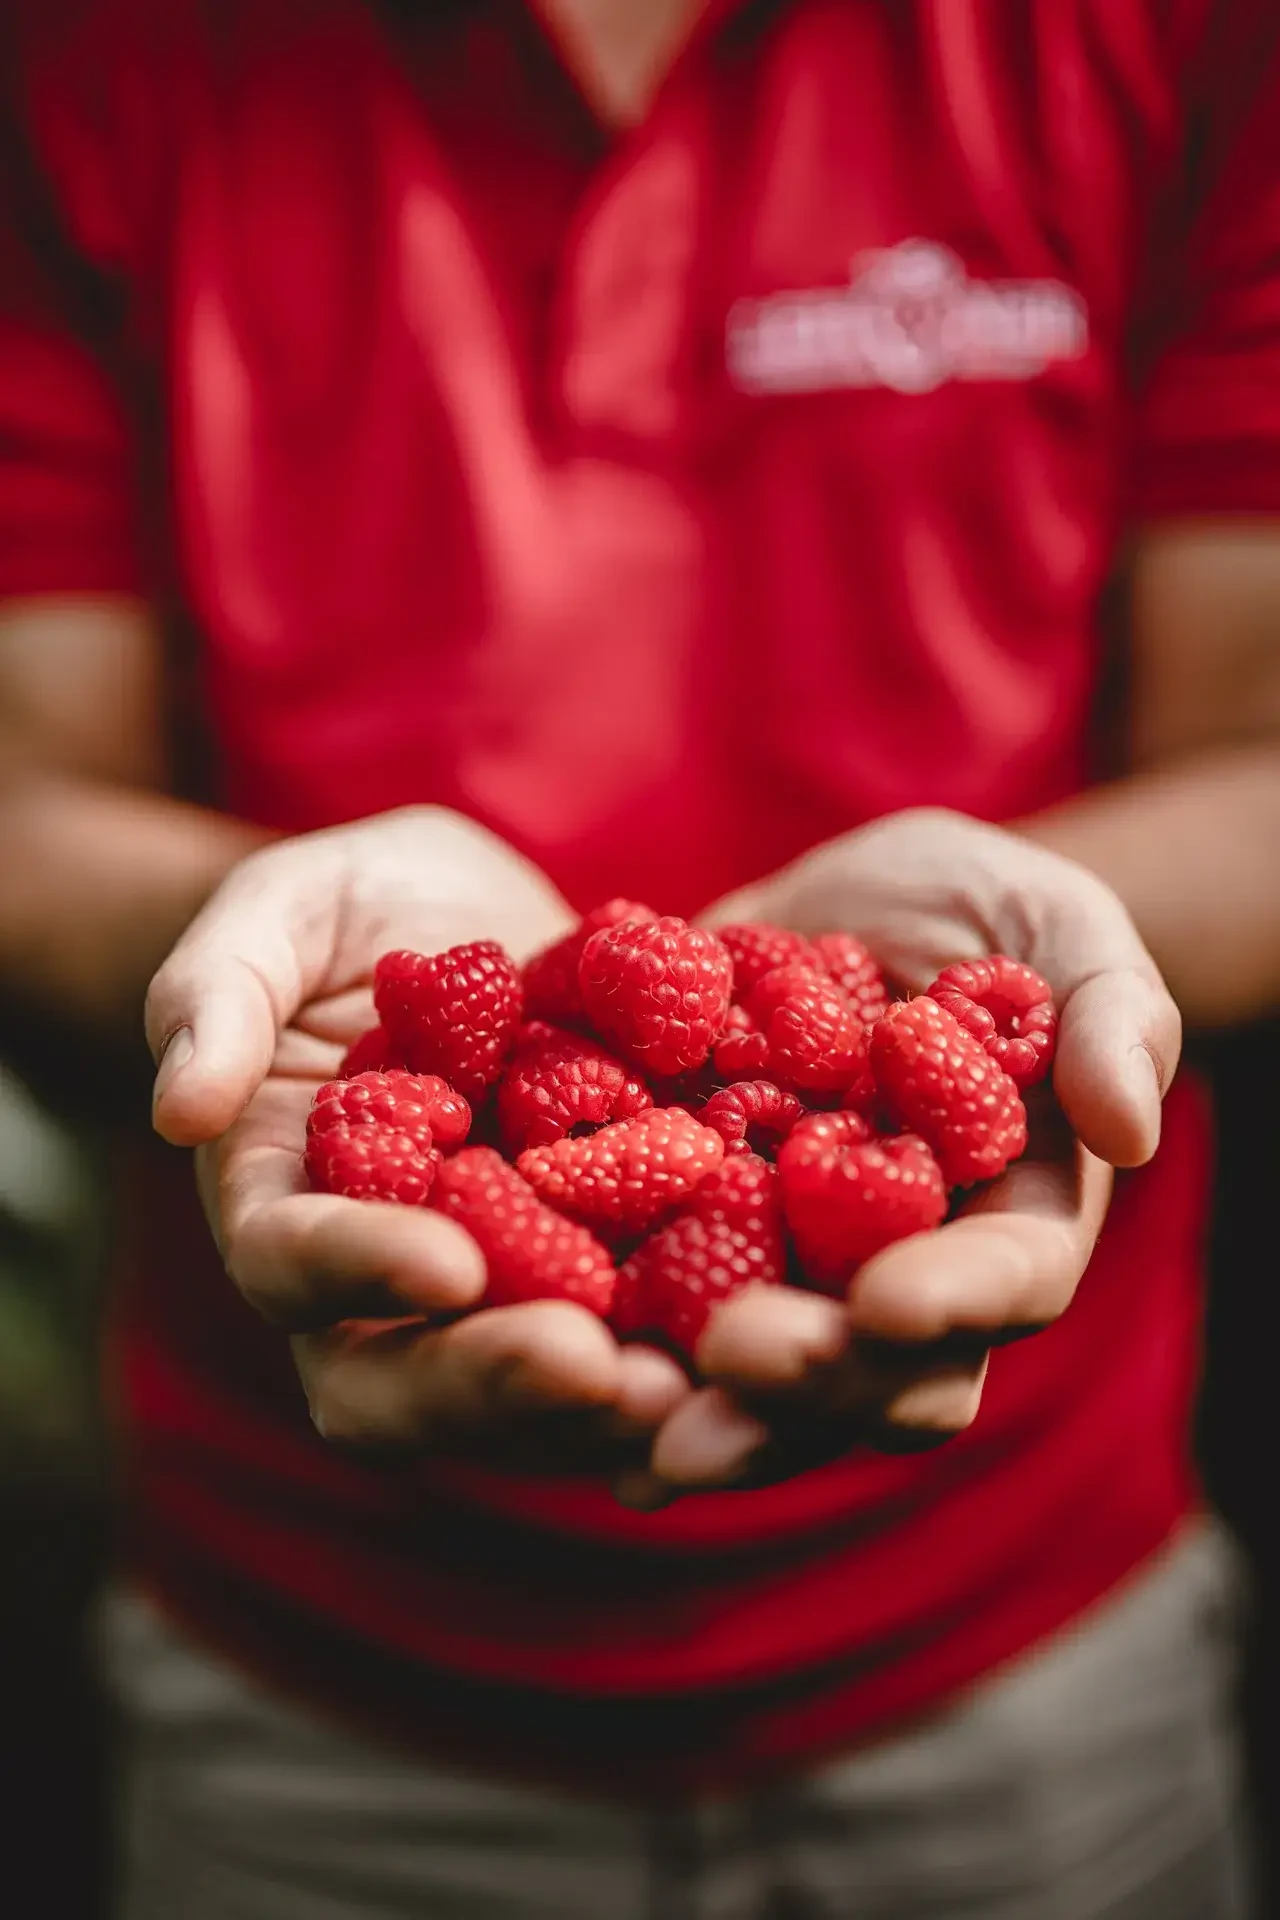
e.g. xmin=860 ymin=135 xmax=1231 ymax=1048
xmin=1134 ymin=23 xmax=1280 ymax=516
xmin=0 ymin=11 xmax=148 ymax=600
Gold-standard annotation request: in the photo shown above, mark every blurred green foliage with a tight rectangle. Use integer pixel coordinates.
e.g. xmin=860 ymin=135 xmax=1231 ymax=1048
xmin=0 ymin=1065 xmax=105 ymax=1487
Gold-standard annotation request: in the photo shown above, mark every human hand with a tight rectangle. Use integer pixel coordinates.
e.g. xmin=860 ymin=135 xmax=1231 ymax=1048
xmin=145 ymin=807 xmax=691 ymax=1467
xmin=620 ymin=809 xmax=1182 ymax=1504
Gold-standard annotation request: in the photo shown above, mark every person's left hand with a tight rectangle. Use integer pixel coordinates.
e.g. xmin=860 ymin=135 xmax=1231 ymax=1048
xmin=623 ymin=808 xmax=1182 ymax=1507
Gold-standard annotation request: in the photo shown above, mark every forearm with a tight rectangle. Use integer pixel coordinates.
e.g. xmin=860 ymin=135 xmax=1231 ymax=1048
xmin=0 ymin=771 xmax=270 ymax=1036
xmin=1018 ymin=743 xmax=1280 ymax=1028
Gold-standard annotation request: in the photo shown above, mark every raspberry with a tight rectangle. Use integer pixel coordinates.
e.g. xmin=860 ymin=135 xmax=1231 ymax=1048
xmin=522 ymin=899 xmax=657 ymax=1024
xmin=613 ymin=1154 xmax=786 ymax=1356
xmin=715 ymin=923 xmax=820 ymax=999
xmin=338 ymin=1026 xmax=403 ymax=1077
xmin=305 ymin=1122 xmax=441 ymax=1206
xmin=747 ymin=961 xmax=832 ymax=1024
xmin=516 ymin=1108 xmax=725 ymax=1235
xmin=496 ymin=1025 xmax=652 ymax=1152
xmin=713 ymin=1007 xmax=771 ymax=1078
xmin=811 ymin=932 xmax=891 ymax=1026
xmin=579 ymin=917 xmax=733 ymax=1078
xmin=308 ymin=1070 xmax=471 ymax=1152
xmin=748 ymin=965 xmax=871 ymax=1097
xmin=778 ymin=1112 xmax=947 ymax=1293
xmin=698 ymin=1081 xmax=807 ymax=1158
xmin=869 ymin=997 xmax=1027 ymax=1187
xmin=374 ymin=942 xmax=522 ymax=1101
xmin=432 ymin=1148 xmax=615 ymax=1316
xmin=926 ymin=957 xmax=1058 ymax=1091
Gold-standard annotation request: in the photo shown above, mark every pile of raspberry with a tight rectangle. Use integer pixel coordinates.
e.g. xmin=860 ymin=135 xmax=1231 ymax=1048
xmin=305 ymin=903 xmax=1057 ymax=1364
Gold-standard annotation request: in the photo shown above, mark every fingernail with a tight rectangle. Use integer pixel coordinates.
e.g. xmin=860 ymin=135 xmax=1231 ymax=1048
xmin=153 ymin=1027 xmax=195 ymax=1112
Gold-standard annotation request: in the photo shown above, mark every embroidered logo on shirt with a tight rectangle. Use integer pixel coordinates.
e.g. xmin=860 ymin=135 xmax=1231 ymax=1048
xmin=727 ymin=240 xmax=1087 ymax=397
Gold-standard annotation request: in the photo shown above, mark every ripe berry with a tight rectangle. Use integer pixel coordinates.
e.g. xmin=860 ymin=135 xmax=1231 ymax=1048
xmin=578 ymin=916 xmax=733 ymax=1078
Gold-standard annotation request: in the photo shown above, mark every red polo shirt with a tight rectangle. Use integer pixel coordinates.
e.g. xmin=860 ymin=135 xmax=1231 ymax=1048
xmin=4 ymin=0 xmax=1280 ymax=1791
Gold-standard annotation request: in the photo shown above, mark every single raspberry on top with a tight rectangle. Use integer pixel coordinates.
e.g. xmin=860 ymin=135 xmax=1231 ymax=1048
xmin=869 ymin=997 xmax=1027 ymax=1187
xmin=432 ymin=1147 xmax=615 ymax=1316
xmin=613 ymin=1154 xmax=786 ymax=1356
xmin=778 ymin=1110 xmax=947 ymax=1293
xmin=698 ymin=1081 xmax=807 ymax=1158
xmin=374 ymin=941 xmax=522 ymax=1101
xmin=715 ymin=923 xmax=820 ymax=1000
xmin=305 ymin=1122 xmax=441 ymax=1207
xmin=522 ymin=899 xmax=658 ymax=1024
xmin=925 ymin=957 xmax=1057 ymax=1091
xmin=516 ymin=1107 xmax=725 ymax=1235
xmin=308 ymin=1070 xmax=471 ymax=1152
xmin=496 ymin=1025 xmax=652 ymax=1152
xmin=578 ymin=916 xmax=734 ymax=1079
xmin=810 ymin=932 xmax=891 ymax=1027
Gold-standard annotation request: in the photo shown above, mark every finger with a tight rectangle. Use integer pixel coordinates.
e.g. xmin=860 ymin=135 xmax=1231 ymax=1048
xmin=649 ymin=1329 xmax=993 ymax=1493
xmin=695 ymin=1286 xmax=849 ymax=1391
xmin=229 ymin=1192 xmax=488 ymax=1329
xmin=145 ymin=846 xmax=323 ymax=1146
xmin=847 ymin=1139 xmax=1112 ymax=1344
xmin=294 ymin=1301 xmax=623 ymax=1452
xmin=874 ymin=1351 xmax=989 ymax=1439
xmin=646 ymin=1386 xmax=771 ymax=1488
xmin=1053 ymin=967 xmax=1181 ymax=1168
xmin=609 ymin=1346 xmax=696 ymax=1437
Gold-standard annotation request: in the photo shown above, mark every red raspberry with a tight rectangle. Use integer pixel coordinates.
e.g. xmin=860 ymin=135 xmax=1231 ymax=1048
xmin=715 ymin=923 xmax=820 ymax=999
xmin=810 ymin=932 xmax=891 ymax=1026
xmin=926 ymin=957 xmax=1058 ymax=1091
xmin=432 ymin=1148 xmax=615 ymax=1316
xmin=305 ymin=1122 xmax=441 ymax=1206
xmin=308 ymin=1070 xmax=471 ymax=1152
xmin=613 ymin=1154 xmax=786 ymax=1356
xmin=578 ymin=916 xmax=734 ymax=1078
xmin=496 ymin=1026 xmax=652 ymax=1152
xmin=698 ymin=1081 xmax=807 ymax=1158
xmin=778 ymin=1111 xmax=947 ymax=1293
xmin=869 ymin=998 xmax=1027 ymax=1187
xmin=713 ymin=1007 xmax=771 ymax=1078
xmin=516 ymin=1108 xmax=725 ymax=1235
xmin=748 ymin=965 xmax=870 ymax=1097
xmin=747 ymin=961 xmax=831 ymax=1023
xmin=338 ymin=1026 xmax=403 ymax=1077
xmin=522 ymin=899 xmax=657 ymax=1024
xmin=374 ymin=942 xmax=522 ymax=1101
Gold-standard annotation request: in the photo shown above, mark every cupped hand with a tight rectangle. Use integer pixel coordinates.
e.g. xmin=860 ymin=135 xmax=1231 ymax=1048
xmin=145 ymin=807 xmax=691 ymax=1467
xmin=620 ymin=808 xmax=1182 ymax=1505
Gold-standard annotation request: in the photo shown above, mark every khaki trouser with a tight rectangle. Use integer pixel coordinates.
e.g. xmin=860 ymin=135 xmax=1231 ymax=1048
xmin=105 ymin=1522 xmax=1251 ymax=1920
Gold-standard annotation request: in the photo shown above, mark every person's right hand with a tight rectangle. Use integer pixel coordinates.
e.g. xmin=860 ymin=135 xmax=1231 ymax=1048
xmin=144 ymin=807 xmax=692 ymax=1469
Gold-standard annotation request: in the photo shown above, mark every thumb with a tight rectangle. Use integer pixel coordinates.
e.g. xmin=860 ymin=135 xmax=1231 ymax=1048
xmin=1021 ymin=862 xmax=1182 ymax=1169
xmin=144 ymin=851 xmax=312 ymax=1147
xmin=1052 ymin=963 xmax=1181 ymax=1169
